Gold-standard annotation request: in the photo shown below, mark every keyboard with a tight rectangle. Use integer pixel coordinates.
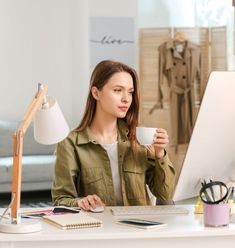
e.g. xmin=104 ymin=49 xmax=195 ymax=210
xmin=111 ymin=205 xmax=189 ymax=216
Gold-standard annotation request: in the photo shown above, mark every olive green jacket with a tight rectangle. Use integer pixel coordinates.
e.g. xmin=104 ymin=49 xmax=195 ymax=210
xmin=51 ymin=120 xmax=175 ymax=207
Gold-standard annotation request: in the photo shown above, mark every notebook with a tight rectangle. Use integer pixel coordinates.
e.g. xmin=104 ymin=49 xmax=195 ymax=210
xmin=43 ymin=212 xmax=102 ymax=230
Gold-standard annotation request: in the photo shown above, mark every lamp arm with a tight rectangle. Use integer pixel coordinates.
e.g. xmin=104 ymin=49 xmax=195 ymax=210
xmin=11 ymin=84 xmax=48 ymax=224
xmin=18 ymin=85 xmax=48 ymax=134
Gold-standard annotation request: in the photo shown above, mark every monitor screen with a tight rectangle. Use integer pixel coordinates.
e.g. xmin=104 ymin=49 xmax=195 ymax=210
xmin=173 ymin=71 xmax=235 ymax=202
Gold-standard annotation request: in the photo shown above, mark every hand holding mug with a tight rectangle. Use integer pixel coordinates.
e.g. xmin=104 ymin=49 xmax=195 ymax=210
xmin=152 ymin=128 xmax=169 ymax=158
xmin=136 ymin=127 xmax=169 ymax=158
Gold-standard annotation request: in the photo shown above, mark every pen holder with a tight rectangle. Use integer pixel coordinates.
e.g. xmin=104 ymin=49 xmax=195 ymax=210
xmin=203 ymin=203 xmax=230 ymax=227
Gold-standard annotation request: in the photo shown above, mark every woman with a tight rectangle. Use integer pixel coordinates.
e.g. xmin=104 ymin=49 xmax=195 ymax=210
xmin=52 ymin=60 xmax=175 ymax=211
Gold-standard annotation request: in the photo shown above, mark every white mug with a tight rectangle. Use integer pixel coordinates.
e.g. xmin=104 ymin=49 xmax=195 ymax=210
xmin=136 ymin=127 xmax=157 ymax=145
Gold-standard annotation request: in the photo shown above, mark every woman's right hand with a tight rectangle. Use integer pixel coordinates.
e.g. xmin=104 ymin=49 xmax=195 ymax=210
xmin=77 ymin=194 xmax=105 ymax=211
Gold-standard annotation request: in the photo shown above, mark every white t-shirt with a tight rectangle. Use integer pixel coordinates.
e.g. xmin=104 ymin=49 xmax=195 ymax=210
xmin=101 ymin=142 xmax=123 ymax=205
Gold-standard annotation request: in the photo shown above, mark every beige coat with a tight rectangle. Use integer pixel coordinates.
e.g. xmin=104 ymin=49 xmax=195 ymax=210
xmin=158 ymin=40 xmax=201 ymax=148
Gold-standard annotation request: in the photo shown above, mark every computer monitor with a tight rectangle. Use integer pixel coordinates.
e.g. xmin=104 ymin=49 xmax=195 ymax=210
xmin=173 ymin=71 xmax=235 ymax=202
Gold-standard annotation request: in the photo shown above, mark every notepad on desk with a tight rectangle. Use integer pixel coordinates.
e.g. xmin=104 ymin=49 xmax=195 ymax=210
xmin=43 ymin=212 xmax=102 ymax=230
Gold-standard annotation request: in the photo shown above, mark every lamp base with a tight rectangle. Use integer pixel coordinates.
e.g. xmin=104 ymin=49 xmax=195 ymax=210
xmin=0 ymin=219 xmax=42 ymax=234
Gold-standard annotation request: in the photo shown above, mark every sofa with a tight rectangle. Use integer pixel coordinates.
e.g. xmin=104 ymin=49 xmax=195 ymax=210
xmin=0 ymin=120 xmax=56 ymax=193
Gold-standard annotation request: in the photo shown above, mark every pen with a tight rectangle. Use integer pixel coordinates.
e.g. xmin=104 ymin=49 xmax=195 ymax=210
xmin=224 ymin=186 xmax=233 ymax=203
xmin=220 ymin=184 xmax=223 ymax=199
xmin=209 ymin=179 xmax=215 ymax=202
xmin=200 ymin=179 xmax=213 ymax=203
xmin=203 ymin=179 xmax=207 ymax=186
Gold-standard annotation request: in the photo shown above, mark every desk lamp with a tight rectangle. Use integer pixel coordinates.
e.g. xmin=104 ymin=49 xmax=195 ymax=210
xmin=0 ymin=83 xmax=69 ymax=233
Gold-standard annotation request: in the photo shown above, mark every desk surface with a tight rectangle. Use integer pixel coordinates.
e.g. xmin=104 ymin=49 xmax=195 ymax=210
xmin=1 ymin=205 xmax=235 ymax=248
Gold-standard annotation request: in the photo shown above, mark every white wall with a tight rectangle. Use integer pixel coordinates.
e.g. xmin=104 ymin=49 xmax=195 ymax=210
xmin=70 ymin=0 xmax=89 ymax=128
xmin=138 ymin=0 xmax=196 ymax=28
xmin=0 ymin=0 xmax=73 ymax=125
xmin=0 ymin=0 xmax=138 ymax=129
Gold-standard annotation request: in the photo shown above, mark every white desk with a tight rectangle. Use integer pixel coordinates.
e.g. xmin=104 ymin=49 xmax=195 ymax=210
xmin=1 ymin=205 xmax=235 ymax=248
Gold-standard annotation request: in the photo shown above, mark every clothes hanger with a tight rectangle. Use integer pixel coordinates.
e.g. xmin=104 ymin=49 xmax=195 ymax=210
xmin=172 ymin=32 xmax=186 ymax=53
xmin=173 ymin=32 xmax=186 ymax=42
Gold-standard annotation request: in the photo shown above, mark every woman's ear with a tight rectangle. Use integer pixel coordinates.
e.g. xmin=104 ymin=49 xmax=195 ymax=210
xmin=91 ymin=86 xmax=100 ymax=100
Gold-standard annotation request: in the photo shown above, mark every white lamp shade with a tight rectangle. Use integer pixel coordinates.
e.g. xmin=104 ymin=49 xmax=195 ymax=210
xmin=33 ymin=96 xmax=70 ymax=145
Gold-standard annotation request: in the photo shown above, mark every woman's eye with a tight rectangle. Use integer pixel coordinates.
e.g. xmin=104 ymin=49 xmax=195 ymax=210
xmin=114 ymin=89 xmax=121 ymax=92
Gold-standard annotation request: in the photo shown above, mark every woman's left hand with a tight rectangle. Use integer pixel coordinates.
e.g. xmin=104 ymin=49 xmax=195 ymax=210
xmin=152 ymin=128 xmax=169 ymax=158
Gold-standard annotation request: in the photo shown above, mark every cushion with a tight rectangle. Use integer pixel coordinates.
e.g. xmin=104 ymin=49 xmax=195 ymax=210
xmin=0 ymin=155 xmax=56 ymax=183
xmin=0 ymin=120 xmax=55 ymax=157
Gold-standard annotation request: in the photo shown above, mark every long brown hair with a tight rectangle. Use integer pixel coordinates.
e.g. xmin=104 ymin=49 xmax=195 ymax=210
xmin=76 ymin=60 xmax=139 ymax=141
